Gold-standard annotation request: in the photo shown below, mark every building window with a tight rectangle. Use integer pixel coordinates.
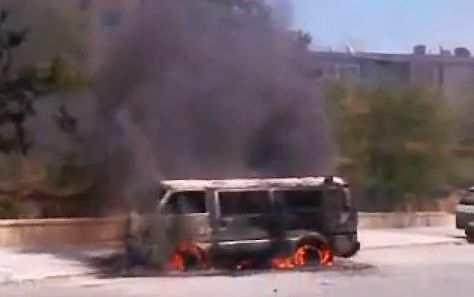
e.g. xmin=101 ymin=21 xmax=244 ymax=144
xmin=100 ymin=11 xmax=122 ymax=28
xmin=320 ymin=62 xmax=337 ymax=79
xmin=336 ymin=63 xmax=360 ymax=79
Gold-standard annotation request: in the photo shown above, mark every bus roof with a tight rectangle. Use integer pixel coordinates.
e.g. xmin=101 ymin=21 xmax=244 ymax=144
xmin=159 ymin=176 xmax=346 ymax=191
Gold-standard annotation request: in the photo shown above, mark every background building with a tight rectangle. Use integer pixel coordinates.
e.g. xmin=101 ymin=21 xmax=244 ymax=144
xmin=313 ymin=45 xmax=474 ymax=106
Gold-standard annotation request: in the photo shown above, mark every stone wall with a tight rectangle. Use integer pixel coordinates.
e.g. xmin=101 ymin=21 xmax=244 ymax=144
xmin=0 ymin=217 xmax=127 ymax=248
xmin=0 ymin=212 xmax=455 ymax=247
xmin=358 ymin=212 xmax=454 ymax=229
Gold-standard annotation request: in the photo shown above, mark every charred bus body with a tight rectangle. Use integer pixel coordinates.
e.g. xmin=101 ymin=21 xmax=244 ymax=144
xmin=149 ymin=176 xmax=360 ymax=270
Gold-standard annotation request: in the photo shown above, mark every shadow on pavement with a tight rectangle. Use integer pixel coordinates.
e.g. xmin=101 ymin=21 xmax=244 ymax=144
xmin=89 ymin=251 xmax=373 ymax=279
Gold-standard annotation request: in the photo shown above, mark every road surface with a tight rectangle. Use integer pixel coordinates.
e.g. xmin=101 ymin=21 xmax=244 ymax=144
xmin=2 ymin=240 xmax=473 ymax=297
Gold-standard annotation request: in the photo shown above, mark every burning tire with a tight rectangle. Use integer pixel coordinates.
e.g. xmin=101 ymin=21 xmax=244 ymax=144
xmin=270 ymin=236 xmax=334 ymax=269
xmin=169 ymin=243 xmax=208 ymax=271
xmin=294 ymin=236 xmax=333 ymax=267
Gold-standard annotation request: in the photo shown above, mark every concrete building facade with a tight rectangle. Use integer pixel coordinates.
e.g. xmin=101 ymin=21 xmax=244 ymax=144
xmin=313 ymin=47 xmax=474 ymax=106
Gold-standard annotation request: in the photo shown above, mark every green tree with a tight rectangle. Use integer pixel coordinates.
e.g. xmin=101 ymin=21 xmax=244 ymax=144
xmin=457 ymin=96 xmax=474 ymax=146
xmin=4 ymin=0 xmax=90 ymax=66
xmin=0 ymin=8 xmax=88 ymax=218
xmin=0 ymin=9 xmax=84 ymax=155
xmin=326 ymin=82 xmax=455 ymax=211
xmin=451 ymin=91 xmax=474 ymax=188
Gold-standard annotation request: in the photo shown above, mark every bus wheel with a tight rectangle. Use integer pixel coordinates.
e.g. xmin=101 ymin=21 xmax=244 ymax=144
xmin=465 ymin=230 xmax=474 ymax=243
xmin=169 ymin=243 xmax=208 ymax=271
xmin=294 ymin=236 xmax=333 ymax=267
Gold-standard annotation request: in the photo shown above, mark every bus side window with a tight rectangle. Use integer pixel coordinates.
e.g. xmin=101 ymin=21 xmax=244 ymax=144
xmin=163 ymin=191 xmax=206 ymax=214
xmin=275 ymin=190 xmax=323 ymax=211
xmin=218 ymin=191 xmax=271 ymax=216
xmin=324 ymin=188 xmax=349 ymax=210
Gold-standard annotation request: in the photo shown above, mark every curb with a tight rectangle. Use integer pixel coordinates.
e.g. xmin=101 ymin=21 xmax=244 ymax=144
xmin=360 ymin=238 xmax=464 ymax=251
xmin=0 ymin=271 xmax=97 ymax=286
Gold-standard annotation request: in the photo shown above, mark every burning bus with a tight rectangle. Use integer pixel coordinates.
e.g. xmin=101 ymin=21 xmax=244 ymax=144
xmin=139 ymin=176 xmax=360 ymax=271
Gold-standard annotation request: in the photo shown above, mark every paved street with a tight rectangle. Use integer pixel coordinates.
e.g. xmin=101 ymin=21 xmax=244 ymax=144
xmin=1 ymin=228 xmax=473 ymax=297
xmin=0 ymin=227 xmax=462 ymax=284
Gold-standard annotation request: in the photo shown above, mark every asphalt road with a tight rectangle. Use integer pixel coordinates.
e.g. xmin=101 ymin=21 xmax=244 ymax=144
xmin=2 ymin=240 xmax=474 ymax=297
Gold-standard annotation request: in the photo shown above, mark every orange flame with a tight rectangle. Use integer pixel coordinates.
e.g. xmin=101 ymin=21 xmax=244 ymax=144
xmin=270 ymin=244 xmax=333 ymax=269
xmin=169 ymin=250 xmax=186 ymax=271
xmin=168 ymin=242 xmax=333 ymax=271
xmin=168 ymin=243 xmax=207 ymax=271
xmin=270 ymin=256 xmax=295 ymax=269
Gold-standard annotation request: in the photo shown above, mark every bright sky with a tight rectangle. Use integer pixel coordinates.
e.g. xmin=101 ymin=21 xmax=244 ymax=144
xmin=293 ymin=0 xmax=474 ymax=53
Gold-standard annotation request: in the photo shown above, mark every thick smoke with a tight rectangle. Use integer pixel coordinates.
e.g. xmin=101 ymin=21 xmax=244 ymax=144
xmin=92 ymin=0 xmax=335 ymax=208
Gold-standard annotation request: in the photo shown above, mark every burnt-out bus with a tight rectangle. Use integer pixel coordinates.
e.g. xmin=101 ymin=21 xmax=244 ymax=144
xmin=147 ymin=176 xmax=359 ymax=270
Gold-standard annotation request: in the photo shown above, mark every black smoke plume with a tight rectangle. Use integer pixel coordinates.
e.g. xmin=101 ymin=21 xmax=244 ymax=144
xmin=91 ymin=0 xmax=335 ymax=209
